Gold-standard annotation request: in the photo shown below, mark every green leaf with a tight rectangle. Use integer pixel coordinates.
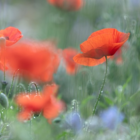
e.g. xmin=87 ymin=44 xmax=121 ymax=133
xmin=81 ymin=95 xmax=94 ymax=106
xmin=103 ymin=95 xmax=114 ymax=106
xmin=122 ymin=76 xmax=132 ymax=91
xmin=130 ymin=90 xmax=140 ymax=100
xmin=56 ymin=131 xmax=69 ymax=139
xmin=98 ymin=101 xmax=107 ymax=108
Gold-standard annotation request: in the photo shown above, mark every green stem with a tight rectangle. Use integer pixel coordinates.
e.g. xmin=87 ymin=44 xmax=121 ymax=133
xmin=3 ymin=61 xmax=5 ymax=81
xmin=16 ymin=83 xmax=26 ymax=93
xmin=28 ymin=82 xmax=39 ymax=94
xmin=7 ymin=71 xmax=17 ymax=97
xmin=92 ymin=56 xmax=108 ymax=115
xmin=30 ymin=119 xmax=32 ymax=140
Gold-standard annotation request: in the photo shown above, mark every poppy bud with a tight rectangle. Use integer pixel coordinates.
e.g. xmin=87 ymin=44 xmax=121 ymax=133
xmin=0 ymin=93 xmax=9 ymax=108
xmin=53 ymin=117 xmax=61 ymax=123
xmin=1 ymin=81 xmax=8 ymax=90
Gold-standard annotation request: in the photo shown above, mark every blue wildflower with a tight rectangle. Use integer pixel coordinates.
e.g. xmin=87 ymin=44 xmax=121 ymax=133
xmin=64 ymin=111 xmax=83 ymax=133
xmin=100 ymin=106 xmax=124 ymax=130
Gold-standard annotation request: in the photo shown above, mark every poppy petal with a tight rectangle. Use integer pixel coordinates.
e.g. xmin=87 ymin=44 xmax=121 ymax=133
xmin=80 ymin=28 xmax=130 ymax=55
xmin=80 ymin=33 xmax=110 ymax=54
xmin=43 ymin=96 xmax=64 ymax=122
xmin=4 ymin=39 xmax=60 ymax=82
xmin=15 ymin=94 xmax=31 ymax=107
xmin=88 ymin=28 xmax=116 ymax=39
xmin=17 ymin=109 xmax=32 ymax=121
xmin=1 ymin=27 xmax=23 ymax=46
xmin=15 ymin=94 xmax=45 ymax=112
xmin=73 ymin=53 xmax=110 ymax=66
xmin=43 ymin=84 xmax=59 ymax=100
xmin=63 ymin=48 xmax=79 ymax=75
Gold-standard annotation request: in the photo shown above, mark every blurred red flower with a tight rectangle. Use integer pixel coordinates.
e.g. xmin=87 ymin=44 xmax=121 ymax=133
xmin=15 ymin=84 xmax=64 ymax=122
xmin=48 ymin=0 xmax=83 ymax=11
xmin=0 ymin=27 xmax=23 ymax=46
xmin=62 ymin=48 xmax=79 ymax=75
xmin=0 ymin=38 xmax=8 ymax=71
xmin=3 ymin=39 xmax=60 ymax=82
xmin=73 ymin=28 xmax=130 ymax=66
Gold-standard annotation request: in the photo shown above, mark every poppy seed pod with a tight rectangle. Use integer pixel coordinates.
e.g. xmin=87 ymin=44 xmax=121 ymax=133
xmin=0 ymin=93 xmax=9 ymax=108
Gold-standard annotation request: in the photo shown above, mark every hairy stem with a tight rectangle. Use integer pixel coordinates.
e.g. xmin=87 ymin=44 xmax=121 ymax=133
xmin=92 ymin=56 xmax=108 ymax=115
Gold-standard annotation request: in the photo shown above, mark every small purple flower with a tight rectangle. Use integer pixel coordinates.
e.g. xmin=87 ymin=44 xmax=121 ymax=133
xmin=100 ymin=106 xmax=124 ymax=130
xmin=64 ymin=112 xmax=83 ymax=133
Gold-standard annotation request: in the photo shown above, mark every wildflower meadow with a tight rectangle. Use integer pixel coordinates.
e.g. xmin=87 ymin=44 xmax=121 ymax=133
xmin=0 ymin=0 xmax=140 ymax=140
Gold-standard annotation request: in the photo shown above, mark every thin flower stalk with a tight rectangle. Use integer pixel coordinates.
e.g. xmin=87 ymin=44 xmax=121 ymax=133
xmin=93 ymin=56 xmax=107 ymax=115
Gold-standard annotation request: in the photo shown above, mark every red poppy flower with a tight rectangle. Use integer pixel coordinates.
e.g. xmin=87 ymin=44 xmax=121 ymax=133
xmin=73 ymin=28 xmax=130 ymax=66
xmin=0 ymin=27 xmax=23 ymax=46
xmin=15 ymin=84 xmax=64 ymax=122
xmin=62 ymin=48 xmax=79 ymax=75
xmin=48 ymin=0 xmax=83 ymax=11
xmin=3 ymin=39 xmax=60 ymax=82
xmin=0 ymin=38 xmax=8 ymax=71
